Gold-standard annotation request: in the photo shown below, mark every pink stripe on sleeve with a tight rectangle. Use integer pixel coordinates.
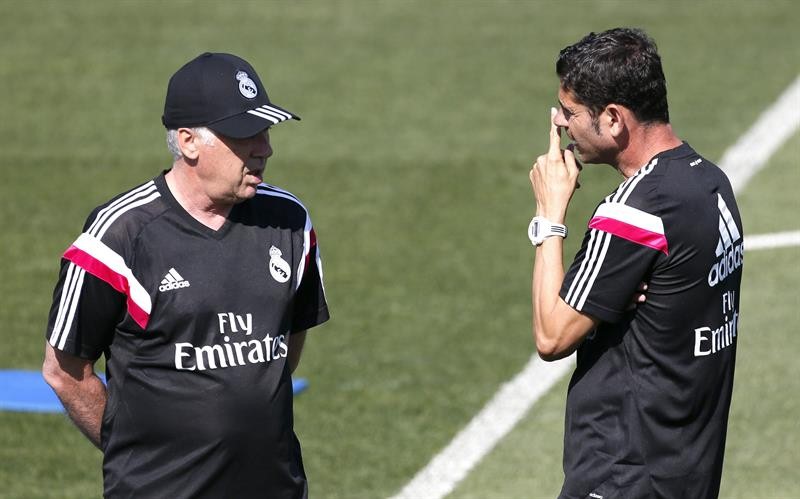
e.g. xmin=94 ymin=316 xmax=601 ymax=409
xmin=64 ymin=246 xmax=150 ymax=329
xmin=589 ymin=216 xmax=669 ymax=255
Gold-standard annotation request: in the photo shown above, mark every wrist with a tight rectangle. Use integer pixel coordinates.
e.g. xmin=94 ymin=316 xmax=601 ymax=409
xmin=537 ymin=214 xmax=566 ymax=225
xmin=535 ymin=206 xmax=567 ymax=225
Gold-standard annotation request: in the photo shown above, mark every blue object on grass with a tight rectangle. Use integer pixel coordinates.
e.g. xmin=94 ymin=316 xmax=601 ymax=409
xmin=0 ymin=370 xmax=308 ymax=413
xmin=292 ymin=377 xmax=309 ymax=395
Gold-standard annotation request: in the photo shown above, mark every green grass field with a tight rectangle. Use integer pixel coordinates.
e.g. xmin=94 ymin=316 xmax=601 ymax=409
xmin=0 ymin=1 xmax=798 ymax=498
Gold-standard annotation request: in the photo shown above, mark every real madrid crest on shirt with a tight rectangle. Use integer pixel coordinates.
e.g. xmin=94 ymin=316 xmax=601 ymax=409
xmin=268 ymin=245 xmax=291 ymax=283
xmin=236 ymin=71 xmax=258 ymax=99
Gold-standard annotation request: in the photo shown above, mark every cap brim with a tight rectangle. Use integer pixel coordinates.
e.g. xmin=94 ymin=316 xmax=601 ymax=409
xmin=208 ymin=103 xmax=300 ymax=139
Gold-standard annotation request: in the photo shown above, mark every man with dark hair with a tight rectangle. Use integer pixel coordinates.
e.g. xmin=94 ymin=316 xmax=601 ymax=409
xmin=43 ymin=52 xmax=329 ymax=498
xmin=528 ymin=28 xmax=742 ymax=498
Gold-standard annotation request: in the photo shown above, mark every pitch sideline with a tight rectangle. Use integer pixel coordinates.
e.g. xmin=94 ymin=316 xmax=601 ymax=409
xmin=390 ymin=74 xmax=800 ymax=499
xmin=744 ymin=230 xmax=800 ymax=251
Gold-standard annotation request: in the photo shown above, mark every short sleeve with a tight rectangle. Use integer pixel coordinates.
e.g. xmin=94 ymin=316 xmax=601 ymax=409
xmin=560 ymin=201 xmax=666 ymax=323
xmin=45 ymin=258 xmax=125 ymax=360
xmin=291 ymin=229 xmax=329 ymax=332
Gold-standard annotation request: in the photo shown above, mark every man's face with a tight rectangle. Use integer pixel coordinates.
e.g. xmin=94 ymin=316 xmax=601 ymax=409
xmin=553 ymin=87 xmax=614 ymax=165
xmin=196 ymin=129 xmax=273 ymax=205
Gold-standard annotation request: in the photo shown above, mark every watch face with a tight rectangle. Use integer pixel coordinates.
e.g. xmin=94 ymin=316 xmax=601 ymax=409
xmin=528 ymin=217 xmax=544 ymax=245
xmin=532 ymin=219 xmax=541 ymax=237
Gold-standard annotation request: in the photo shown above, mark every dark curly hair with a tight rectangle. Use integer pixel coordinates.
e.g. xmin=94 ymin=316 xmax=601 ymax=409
xmin=556 ymin=28 xmax=670 ymax=125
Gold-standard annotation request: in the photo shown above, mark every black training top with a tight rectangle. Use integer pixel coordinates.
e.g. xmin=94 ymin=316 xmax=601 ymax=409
xmin=46 ymin=173 xmax=329 ymax=499
xmin=558 ymin=143 xmax=743 ymax=499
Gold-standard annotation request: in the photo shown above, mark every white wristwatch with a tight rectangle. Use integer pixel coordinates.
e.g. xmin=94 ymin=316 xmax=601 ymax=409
xmin=528 ymin=216 xmax=568 ymax=246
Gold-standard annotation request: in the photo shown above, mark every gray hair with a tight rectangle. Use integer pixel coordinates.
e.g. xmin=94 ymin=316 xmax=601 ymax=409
xmin=165 ymin=127 xmax=217 ymax=161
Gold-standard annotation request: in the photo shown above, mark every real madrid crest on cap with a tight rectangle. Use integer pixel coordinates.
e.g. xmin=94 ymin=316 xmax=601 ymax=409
xmin=268 ymin=245 xmax=291 ymax=283
xmin=236 ymin=71 xmax=258 ymax=99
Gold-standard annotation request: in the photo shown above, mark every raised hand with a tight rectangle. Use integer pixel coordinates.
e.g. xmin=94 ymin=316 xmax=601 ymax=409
xmin=529 ymin=107 xmax=582 ymax=223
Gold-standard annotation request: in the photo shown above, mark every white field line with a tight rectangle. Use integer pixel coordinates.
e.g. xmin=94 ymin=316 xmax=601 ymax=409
xmin=389 ymin=75 xmax=800 ymax=499
xmin=390 ymin=355 xmax=575 ymax=499
xmin=745 ymin=230 xmax=800 ymax=251
xmin=722 ymin=75 xmax=800 ymax=194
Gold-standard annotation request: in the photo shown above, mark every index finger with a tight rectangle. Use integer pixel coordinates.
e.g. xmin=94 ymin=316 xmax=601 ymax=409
xmin=548 ymin=107 xmax=562 ymax=157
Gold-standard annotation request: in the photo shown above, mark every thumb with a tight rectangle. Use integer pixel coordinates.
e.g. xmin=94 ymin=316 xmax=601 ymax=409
xmin=564 ymin=147 xmax=582 ymax=188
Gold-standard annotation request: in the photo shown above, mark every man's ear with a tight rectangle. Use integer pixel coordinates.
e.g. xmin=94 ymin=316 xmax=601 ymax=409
xmin=603 ymin=104 xmax=626 ymax=138
xmin=177 ymin=128 xmax=201 ymax=160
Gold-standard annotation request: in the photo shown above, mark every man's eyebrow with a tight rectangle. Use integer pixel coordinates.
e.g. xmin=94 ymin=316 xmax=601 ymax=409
xmin=558 ymin=100 xmax=573 ymax=112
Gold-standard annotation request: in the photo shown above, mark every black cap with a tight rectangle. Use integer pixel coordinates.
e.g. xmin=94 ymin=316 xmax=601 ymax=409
xmin=162 ymin=52 xmax=300 ymax=139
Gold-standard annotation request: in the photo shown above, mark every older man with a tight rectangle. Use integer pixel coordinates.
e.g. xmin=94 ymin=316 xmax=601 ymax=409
xmin=43 ymin=53 xmax=329 ymax=498
xmin=529 ymin=29 xmax=742 ymax=498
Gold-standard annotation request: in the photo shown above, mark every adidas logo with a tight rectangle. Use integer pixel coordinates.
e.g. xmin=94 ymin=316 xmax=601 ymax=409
xmin=714 ymin=193 xmax=741 ymax=257
xmin=708 ymin=194 xmax=743 ymax=287
xmin=159 ymin=268 xmax=190 ymax=292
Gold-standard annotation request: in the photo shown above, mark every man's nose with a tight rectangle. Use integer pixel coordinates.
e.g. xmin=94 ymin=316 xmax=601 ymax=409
xmin=253 ymin=131 xmax=273 ymax=158
xmin=553 ymin=109 xmax=568 ymax=128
